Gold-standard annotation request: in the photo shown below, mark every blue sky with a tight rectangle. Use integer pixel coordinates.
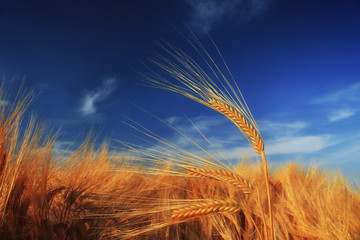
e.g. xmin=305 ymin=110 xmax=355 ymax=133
xmin=1 ymin=0 xmax=360 ymax=180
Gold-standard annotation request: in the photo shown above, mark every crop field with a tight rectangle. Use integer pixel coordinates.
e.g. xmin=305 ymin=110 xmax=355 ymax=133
xmin=1 ymin=35 xmax=360 ymax=240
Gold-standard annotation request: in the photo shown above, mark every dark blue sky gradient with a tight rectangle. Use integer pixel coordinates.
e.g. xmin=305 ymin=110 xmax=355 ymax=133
xmin=1 ymin=0 xmax=360 ymax=179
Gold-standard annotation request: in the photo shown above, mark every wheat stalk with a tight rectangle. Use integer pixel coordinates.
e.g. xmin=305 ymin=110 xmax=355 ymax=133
xmin=208 ymin=98 xmax=273 ymax=239
xmin=144 ymin=33 xmax=274 ymax=239
xmin=171 ymin=199 xmax=241 ymax=219
xmin=185 ymin=167 xmax=252 ymax=194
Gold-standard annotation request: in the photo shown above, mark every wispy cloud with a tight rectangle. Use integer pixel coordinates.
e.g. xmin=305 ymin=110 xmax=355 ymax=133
xmin=312 ymin=134 xmax=360 ymax=166
xmin=158 ymin=115 xmax=338 ymax=160
xmin=80 ymin=78 xmax=117 ymax=116
xmin=35 ymin=83 xmax=50 ymax=91
xmin=165 ymin=115 xmax=228 ymax=133
xmin=191 ymin=116 xmax=227 ymax=130
xmin=259 ymin=120 xmax=307 ymax=135
xmin=313 ymin=82 xmax=360 ymax=122
xmin=165 ymin=116 xmax=183 ymax=125
xmin=0 ymin=100 xmax=9 ymax=106
xmin=204 ymin=135 xmax=337 ymax=160
xmin=265 ymin=135 xmax=336 ymax=155
xmin=184 ymin=0 xmax=272 ymax=31
xmin=143 ymin=133 xmax=337 ymax=163
xmin=314 ymin=82 xmax=360 ymax=104
xmin=328 ymin=108 xmax=356 ymax=122
xmin=53 ymin=140 xmax=74 ymax=156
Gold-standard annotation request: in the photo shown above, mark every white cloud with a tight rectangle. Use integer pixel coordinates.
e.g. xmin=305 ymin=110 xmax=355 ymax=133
xmin=259 ymin=120 xmax=307 ymax=135
xmin=147 ymin=115 xmax=337 ymax=159
xmin=0 ymin=100 xmax=9 ymax=106
xmin=80 ymin=78 xmax=117 ymax=116
xmin=184 ymin=0 xmax=272 ymax=31
xmin=164 ymin=115 xmax=228 ymax=135
xmin=312 ymin=82 xmax=360 ymax=122
xmin=265 ymin=135 xmax=336 ymax=155
xmin=328 ymin=108 xmax=356 ymax=122
xmin=217 ymin=146 xmax=256 ymax=159
xmin=165 ymin=116 xmax=182 ymax=125
xmin=208 ymin=135 xmax=336 ymax=160
xmin=191 ymin=116 xmax=227 ymax=130
xmin=53 ymin=140 xmax=74 ymax=156
xmin=314 ymin=82 xmax=360 ymax=104
xmin=35 ymin=83 xmax=50 ymax=91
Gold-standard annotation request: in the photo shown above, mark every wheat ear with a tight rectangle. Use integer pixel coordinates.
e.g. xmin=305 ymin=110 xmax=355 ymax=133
xmin=171 ymin=199 xmax=241 ymax=219
xmin=186 ymin=167 xmax=252 ymax=194
xmin=208 ymin=99 xmax=264 ymax=154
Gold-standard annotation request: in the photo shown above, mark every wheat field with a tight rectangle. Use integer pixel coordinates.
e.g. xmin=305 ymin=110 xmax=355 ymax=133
xmin=1 ymin=34 xmax=360 ymax=239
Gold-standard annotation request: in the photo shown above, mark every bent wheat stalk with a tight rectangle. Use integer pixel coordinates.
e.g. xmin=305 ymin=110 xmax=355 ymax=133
xmin=144 ymin=32 xmax=274 ymax=239
xmin=171 ymin=199 xmax=241 ymax=219
xmin=185 ymin=167 xmax=252 ymax=194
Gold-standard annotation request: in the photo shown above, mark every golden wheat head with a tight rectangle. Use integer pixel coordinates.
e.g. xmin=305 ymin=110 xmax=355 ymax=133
xmin=208 ymin=99 xmax=264 ymax=154
xmin=185 ymin=167 xmax=252 ymax=194
xmin=171 ymin=199 xmax=241 ymax=219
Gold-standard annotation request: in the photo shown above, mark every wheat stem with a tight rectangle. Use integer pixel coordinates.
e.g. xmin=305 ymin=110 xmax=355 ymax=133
xmin=261 ymin=151 xmax=273 ymax=240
